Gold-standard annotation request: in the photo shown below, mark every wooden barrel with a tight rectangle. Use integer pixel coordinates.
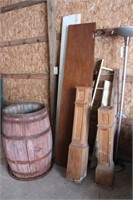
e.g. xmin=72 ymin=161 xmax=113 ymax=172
xmin=2 ymin=103 xmax=52 ymax=180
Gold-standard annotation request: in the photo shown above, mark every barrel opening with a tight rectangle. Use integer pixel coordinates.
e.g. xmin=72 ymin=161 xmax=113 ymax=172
xmin=3 ymin=103 xmax=45 ymax=115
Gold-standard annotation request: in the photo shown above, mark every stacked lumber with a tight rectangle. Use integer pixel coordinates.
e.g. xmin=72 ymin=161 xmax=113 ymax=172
xmin=67 ymin=87 xmax=92 ymax=183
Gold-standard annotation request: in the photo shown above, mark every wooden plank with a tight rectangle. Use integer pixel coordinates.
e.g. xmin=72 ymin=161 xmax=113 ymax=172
xmin=110 ymin=69 xmax=119 ymax=107
xmin=47 ymin=0 xmax=57 ymax=129
xmin=0 ymin=73 xmax=49 ymax=79
xmin=55 ymin=23 xmax=96 ymax=166
xmin=101 ymin=80 xmax=112 ymax=106
xmin=0 ymin=79 xmax=3 ymax=133
xmin=0 ymin=78 xmax=4 ymax=162
xmin=0 ymin=33 xmax=61 ymax=48
xmin=55 ymin=14 xmax=81 ymax=145
xmin=0 ymin=36 xmax=48 ymax=48
xmin=95 ymin=74 xmax=132 ymax=83
xmin=0 ymin=0 xmax=47 ymax=14
xmin=91 ymin=59 xmax=104 ymax=107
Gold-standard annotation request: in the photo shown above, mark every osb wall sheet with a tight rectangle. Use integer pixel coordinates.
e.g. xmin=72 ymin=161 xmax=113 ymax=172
xmin=0 ymin=0 xmax=26 ymax=7
xmin=0 ymin=43 xmax=49 ymax=73
xmin=124 ymin=83 xmax=133 ymax=118
xmin=3 ymin=79 xmax=49 ymax=107
xmin=56 ymin=0 xmax=133 ymax=75
xmin=56 ymin=0 xmax=133 ymax=118
xmin=0 ymin=3 xmax=47 ymax=41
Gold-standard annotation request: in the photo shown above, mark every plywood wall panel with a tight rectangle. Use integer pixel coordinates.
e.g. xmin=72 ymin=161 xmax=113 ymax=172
xmin=0 ymin=0 xmax=133 ymax=119
xmin=0 ymin=43 xmax=49 ymax=73
xmin=56 ymin=0 xmax=133 ymax=75
xmin=124 ymin=83 xmax=133 ymax=118
xmin=0 ymin=0 xmax=26 ymax=7
xmin=56 ymin=0 xmax=133 ymax=120
xmin=3 ymin=79 xmax=49 ymax=107
xmin=0 ymin=3 xmax=47 ymax=41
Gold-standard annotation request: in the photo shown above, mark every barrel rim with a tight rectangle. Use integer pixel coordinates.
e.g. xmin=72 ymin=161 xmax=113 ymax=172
xmin=2 ymin=102 xmax=47 ymax=118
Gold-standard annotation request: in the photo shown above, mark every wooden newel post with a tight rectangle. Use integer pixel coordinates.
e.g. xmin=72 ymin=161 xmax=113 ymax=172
xmin=96 ymin=106 xmax=116 ymax=186
xmin=66 ymin=86 xmax=92 ymax=183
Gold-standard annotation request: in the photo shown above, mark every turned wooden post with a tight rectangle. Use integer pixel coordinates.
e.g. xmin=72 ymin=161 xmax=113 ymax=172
xmin=67 ymin=86 xmax=92 ymax=183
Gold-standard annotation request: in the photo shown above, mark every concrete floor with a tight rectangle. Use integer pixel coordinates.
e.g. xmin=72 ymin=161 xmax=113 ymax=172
xmin=0 ymin=160 xmax=132 ymax=200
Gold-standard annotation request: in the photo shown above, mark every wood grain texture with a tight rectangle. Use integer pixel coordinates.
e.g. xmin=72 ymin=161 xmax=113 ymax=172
xmin=66 ymin=87 xmax=92 ymax=182
xmin=2 ymin=103 xmax=52 ymax=179
xmin=47 ymin=0 xmax=57 ymax=129
xmin=0 ymin=36 xmax=48 ymax=48
xmin=66 ymin=145 xmax=88 ymax=183
xmin=71 ymin=87 xmax=92 ymax=147
xmin=55 ymin=23 xmax=96 ymax=166
xmin=0 ymin=0 xmax=47 ymax=13
xmin=0 ymin=73 xmax=48 ymax=80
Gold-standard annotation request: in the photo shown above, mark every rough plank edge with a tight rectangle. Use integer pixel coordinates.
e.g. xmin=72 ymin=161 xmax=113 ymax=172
xmin=0 ymin=73 xmax=49 ymax=80
xmin=110 ymin=69 xmax=119 ymax=107
xmin=0 ymin=36 xmax=48 ymax=48
xmin=0 ymin=79 xmax=3 ymax=136
xmin=47 ymin=0 xmax=57 ymax=129
xmin=0 ymin=0 xmax=47 ymax=13
xmin=0 ymin=34 xmax=60 ymax=48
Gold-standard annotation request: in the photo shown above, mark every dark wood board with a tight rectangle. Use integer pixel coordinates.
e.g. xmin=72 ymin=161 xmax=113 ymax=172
xmin=55 ymin=23 xmax=96 ymax=167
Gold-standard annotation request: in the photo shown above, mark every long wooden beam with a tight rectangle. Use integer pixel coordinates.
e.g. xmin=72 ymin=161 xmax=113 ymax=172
xmin=0 ymin=34 xmax=60 ymax=48
xmin=0 ymin=79 xmax=3 ymax=135
xmin=0 ymin=73 xmax=49 ymax=79
xmin=0 ymin=36 xmax=48 ymax=48
xmin=47 ymin=0 xmax=57 ymax=129
xmin=0 ymin=0 xmax=47 ymax=14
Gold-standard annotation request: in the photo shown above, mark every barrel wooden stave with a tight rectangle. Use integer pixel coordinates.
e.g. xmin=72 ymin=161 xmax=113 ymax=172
xmin=2 ymin=103 xmax=52 ymax=179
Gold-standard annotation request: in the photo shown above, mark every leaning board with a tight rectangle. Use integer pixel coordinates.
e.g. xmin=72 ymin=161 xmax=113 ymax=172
xmin=55 ymin=23 xmax=96 ymax=166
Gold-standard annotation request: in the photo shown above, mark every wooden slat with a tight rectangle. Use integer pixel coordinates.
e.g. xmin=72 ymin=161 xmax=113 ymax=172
xmin=0 ymin=73 xmax=49 ymax=79
xmin=0 ymin=36 xmax=48 ymax=48
xmin=47 ymin=0 xmax=57 ymax=129
xmin=110 ymin=69 xmax=119 ymax=107
xmin=55 ymin=14 xmax=81 ymax=149
xmin=0 ymin=34 xmax=61 ymax=48
xmin=0 ymin=79 xmax=3 ymax=135
xmin=55 ymin=23 xmax=96 ymax=167
xmin=0 ymin=0 xmax=47 ymax=14
xmin=95 ymin=28 xmax=115 ymax=37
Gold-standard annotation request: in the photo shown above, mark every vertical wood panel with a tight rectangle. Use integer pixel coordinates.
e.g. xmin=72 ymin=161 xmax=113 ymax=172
xmin=55 ymin=23 xmax=96 ymax=166
xmin=47 ymin=0 xmax=57 ymax=129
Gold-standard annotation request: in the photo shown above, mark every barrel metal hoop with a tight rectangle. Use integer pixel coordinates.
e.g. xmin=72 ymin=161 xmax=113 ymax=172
xmin=2 ymin=127 xmax=51 ymax=140
xmin=6 ymin=149 xmax=52 ymax=165
xmin=2 ymin=112 xmax=48 ymax=124
xmin=11 ymin=163 xmax=51 ymax=177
